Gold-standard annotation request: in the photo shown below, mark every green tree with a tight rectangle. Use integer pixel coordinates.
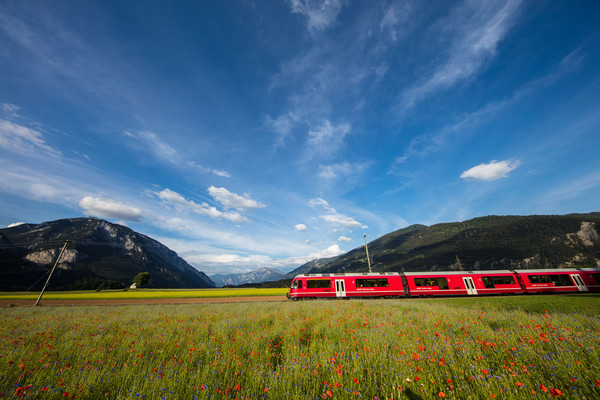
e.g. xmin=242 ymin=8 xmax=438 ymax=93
xmin=133 ymin=272 xmax=150 ymax=288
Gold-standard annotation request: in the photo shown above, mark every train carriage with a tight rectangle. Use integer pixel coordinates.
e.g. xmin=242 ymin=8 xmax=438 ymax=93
xmin=287 ymin=272 xmax=406 ymax=300
xmin=515 ymin=268 xmax=600 ymax=293
xmin=287 ymin=268 xmax=600 ymax=300
xmin=403 ymin=270 xmax=523 ymax=297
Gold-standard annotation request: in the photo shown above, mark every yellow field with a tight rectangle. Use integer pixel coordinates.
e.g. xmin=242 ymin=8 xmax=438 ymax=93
xmin=0 ymin=287 xmax=288 ymax=300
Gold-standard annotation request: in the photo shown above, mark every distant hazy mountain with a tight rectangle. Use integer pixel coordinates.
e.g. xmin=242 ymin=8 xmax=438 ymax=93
xmin=285 ymin=256 xmax=340 ymax=278
xmin=316 ymin=213 xmax=600 ymax=274
xmin=0 ymin=218 xmax=215 ymax=290
xmin=211 ymin=267 xmax=285 ymax=287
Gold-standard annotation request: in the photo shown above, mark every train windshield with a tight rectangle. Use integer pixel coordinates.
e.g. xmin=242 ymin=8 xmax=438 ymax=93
xmin=291 ymin=280 xmax=303 ymax=289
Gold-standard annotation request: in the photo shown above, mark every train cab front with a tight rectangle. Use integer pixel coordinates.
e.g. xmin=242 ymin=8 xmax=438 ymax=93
xmin=287 ymin=277 xmax=300 ymax=300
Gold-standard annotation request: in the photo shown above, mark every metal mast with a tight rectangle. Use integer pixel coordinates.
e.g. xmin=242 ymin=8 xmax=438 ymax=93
xmin=363 ymin=234 xmax=372 ymax=273
xmin=35 ymin=240 xmax=69 ymax=306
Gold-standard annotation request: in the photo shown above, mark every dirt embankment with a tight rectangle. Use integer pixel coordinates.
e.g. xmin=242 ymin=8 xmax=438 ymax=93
xmin=0 ymin=296 xmax=288 ymax=307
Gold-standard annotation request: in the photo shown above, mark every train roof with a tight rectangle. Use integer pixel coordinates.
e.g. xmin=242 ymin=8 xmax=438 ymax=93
xmin=292 ymin=267 xmax=600 ymax=279
xmin=513 ymin=268 xmax=600 ymax=273
xmin=295 ymin=272 xmax=401 ymax=278
xmin=403 ymin=270 xmax=514 ymax=276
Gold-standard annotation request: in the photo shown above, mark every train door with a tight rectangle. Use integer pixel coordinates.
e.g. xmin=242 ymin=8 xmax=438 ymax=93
xmin=335 ymin=279 xmax=347 ymax=297
xmin=570 ymin=274 xmax=588 ymax=291
xmin=401 ymin=276 xmax=410 ymax=296
xmin=462 ymin=277 xmax=478 ymax=295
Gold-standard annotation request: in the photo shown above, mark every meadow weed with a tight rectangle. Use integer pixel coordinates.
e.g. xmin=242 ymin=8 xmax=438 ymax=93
xmin=1 ymin=296 xmax=599 ymax=399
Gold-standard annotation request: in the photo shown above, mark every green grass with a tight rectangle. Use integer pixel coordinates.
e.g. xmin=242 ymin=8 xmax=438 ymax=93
xmin=1 ymin=295 xmax=599 ymax=399
xmin=419 ymin=293 xmax=600 ymax=315
xmin=0 ymin=288 xmax=288 ymax=300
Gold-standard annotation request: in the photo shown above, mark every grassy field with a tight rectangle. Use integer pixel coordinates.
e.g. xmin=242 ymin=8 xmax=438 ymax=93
xmin=1 ymin=295 xmax=599 ymax=399
xmin=0 ymin=288 xmax=288 ymax=301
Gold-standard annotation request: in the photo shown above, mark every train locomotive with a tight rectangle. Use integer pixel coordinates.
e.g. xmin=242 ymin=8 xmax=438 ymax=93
xmin=286 ymin=268 xmax=600 ymax=300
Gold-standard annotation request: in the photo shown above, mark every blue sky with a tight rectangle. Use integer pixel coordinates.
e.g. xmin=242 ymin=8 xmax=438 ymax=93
xmin=1 ymin=0 xmax=599 ymax=275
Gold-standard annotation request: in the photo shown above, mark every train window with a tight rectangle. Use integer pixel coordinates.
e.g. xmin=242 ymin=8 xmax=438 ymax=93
xmin=482 ymin=276 xmax=516 ymax=288
xmin=298 ymin=280 xmax=303 ymax=289
xmin=291 ymin=280 xmax=297 ymax=289
xmin=529 ymin=274 xmax=573 ymax=286
xmin=549 ymin=274 xmax=573 ymax=286
xmin=414 ymin=277 xmax=449 ymax=290
xmin=591 ymin=274 xmax=600 ymax=284
xmin=306 ymin=279 xmax=331 ymax=289
xmin=356 ymin=278 xmax=389 ymax=288
xmin=528 ymin=275 xmax=551 ymax=284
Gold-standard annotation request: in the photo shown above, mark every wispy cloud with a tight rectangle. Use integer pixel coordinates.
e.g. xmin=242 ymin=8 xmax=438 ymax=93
xmin=188 ymin=162 xmax=231 ymax=178
xmin=1 ymin=103 xmax=20 ymax=116
xmin=125 ymin=131 xmax=231 ymax=177
xmin=295 ymin=223 xmax=308 ymax=231
xmin=286 ymin=0 xmax=343 ymax=34
xmin=124 ymin=130 xmax=178 ymax=165
xmin=399 ymin=0 xmax=522 ymax=111
xmin=392 ymin=46 xmax=584 ymax=170
xmin=379 ymin=2 xmax=413 ymax=42
xmin=79 ymin=196 xmax=143 ymax=221
xmin=304 ymin=120 xmax=350 ymax=160
xmin=461 ymin=159 xmax=520 ymax=181
xmin=264 ymin=111 xmax=300 ymax=149
xmin=0 ymin=119 xmax=61 ymax=157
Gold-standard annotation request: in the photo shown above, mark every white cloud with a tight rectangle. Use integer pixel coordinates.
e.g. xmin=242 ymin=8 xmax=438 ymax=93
xmin=309 ymin=197 xmax=363 ymax=230
xmin=287 ymin=0 xmax=343 ymax=34
xmin=208 ymin=186 xmax=265 ymax=212
xmin=79 ymin=196 xmax=143 ymax=221
xmin=0 ymin=119 xmax=61 ymax=157
xmin=321 ymin=213 xmax=362 ymax=230
xmin=460 ymin=160 xmax=520 ymax=181
xmin=7 ymin=222 xmax=25 ymax=228
xmin=338 ymin=235 xmax=351 ymax=242
xmin=305 ymin=120 xmax=351 ymax=159
xmin=308 ymin=244 xmax=344 ymax=259
xmin=309 ymin=197 xmax=332 ymax=210
xmin=295 ymin=223 xmax=308 ymax=231
xmin=155 ymin=188 xmax=248 ymax=223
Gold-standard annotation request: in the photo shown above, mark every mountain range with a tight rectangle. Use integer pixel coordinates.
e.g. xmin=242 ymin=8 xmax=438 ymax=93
xmin=302 ymin=213 xmax=600 ymax=275
xmin=1 ymin=213 xmax=599 ymax=291
xmin=210 ymin=267 xmax=285 ymax=287
xmin=0 ymin=218 xmax=215 ymax=290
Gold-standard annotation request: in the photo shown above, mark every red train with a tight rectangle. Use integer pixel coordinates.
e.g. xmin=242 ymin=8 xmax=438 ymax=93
xmin=287 ymin=268 xmax=600 ymax=300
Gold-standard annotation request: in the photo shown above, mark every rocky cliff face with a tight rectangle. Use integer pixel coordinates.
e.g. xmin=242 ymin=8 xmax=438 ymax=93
xmin=0 ymin=218 xmax=215 ymax=290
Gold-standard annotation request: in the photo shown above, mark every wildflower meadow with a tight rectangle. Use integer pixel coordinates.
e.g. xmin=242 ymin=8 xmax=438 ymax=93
xmin=1 ymin=295 xmax=599 ymax=399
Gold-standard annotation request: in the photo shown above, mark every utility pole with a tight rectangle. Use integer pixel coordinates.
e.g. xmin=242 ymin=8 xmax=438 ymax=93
xmin=35 ymin=240 xmax=69 ymax=306
xmin=363 ymin=234 xmax=372 ymax=273
xmin=455 ymin=254 xmax=464 ymax=271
